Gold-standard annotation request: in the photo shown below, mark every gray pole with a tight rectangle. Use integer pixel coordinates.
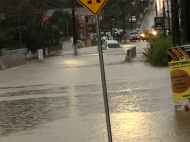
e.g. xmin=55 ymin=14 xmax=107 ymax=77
xmin=67 ymin=20 xmax=69 ymax=38
xmin=71 ymin=0 xmax=77 ymax=55
xmin=18 ymin=17 xmax=22 ymax=48
xmin=95 ymin=15 xmax=112 ymax=142
xmin=131 ymin=2 xmax=132 ymax=32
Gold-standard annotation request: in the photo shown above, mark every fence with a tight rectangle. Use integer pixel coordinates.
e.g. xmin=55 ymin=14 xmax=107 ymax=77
xmin=47 ymin=44 xmax=62 ymax=53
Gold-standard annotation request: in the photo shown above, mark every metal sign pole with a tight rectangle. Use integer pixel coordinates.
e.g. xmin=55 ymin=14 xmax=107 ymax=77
xmin=95 ymin=15 xmax=112 ymax=142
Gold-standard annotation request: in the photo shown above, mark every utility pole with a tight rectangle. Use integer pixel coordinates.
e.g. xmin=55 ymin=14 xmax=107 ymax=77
xmin=131 ymin=1 xmax=133 ymax=32
xmin=184 ymin=0 xmax=190 ymax=43
xmin=109 ymin=17 xmax=112 ymax=36
xmin=18 ymin=16 xmax=22 ymax=48
xmin=67 ymin=20 xmax=69 ymax=38
xmin=171 ymin=0 xmax=180 ymax=46
xmin=167 ymin=0 xmax=171 ymax=33
xmin=71 ymin=0 xmax=77 ymax=55
xmin=155 ymin=1 xmax=158 ymax=17
xmin=163 ymin=0 xmax=166 ymax=36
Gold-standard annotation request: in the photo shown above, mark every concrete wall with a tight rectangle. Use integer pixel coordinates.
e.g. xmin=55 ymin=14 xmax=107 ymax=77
xmin=0 ymin=54 xmax=25 ymax=70
xmin=125 ymin=46 xmax=136 ymax=62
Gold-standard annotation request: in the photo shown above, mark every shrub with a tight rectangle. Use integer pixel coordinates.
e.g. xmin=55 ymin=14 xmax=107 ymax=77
xmin=145 ymin=33 xmax=173 ymax=66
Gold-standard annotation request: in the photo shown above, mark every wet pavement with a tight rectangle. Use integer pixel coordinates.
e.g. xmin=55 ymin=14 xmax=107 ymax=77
xmin=1 ymin=6 xmax=190 ymax=142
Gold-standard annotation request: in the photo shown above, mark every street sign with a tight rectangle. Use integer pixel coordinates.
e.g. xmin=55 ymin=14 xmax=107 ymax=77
xmin=143 ymin=30 xmax=149 ymax=38
xmin=154 ymin=17 xmax=163 ymax=30
xmin=77 ymin=0 xmax=108 ymax=15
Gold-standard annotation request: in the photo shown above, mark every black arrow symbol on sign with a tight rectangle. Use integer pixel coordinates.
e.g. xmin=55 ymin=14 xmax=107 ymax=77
xmin=88 ymin=0 xmax=92 ymax=4
xmin=88 ymin=0 xmax=101 ymax=4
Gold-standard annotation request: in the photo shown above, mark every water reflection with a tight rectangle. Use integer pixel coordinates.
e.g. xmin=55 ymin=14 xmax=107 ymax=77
xmin=173 ymin=112 xmax=190 ymax=141
xmin=68 ymin=86 xmax=78 ymax=117
xmin=0 ymin=97 xmax=70 ymax=137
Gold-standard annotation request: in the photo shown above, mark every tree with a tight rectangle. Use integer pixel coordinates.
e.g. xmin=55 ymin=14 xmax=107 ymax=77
xmin=101 ymin=0 xmax=141 ymax=33
xmin=42 ymin=10 xmax=72 ymax=47
xmin=0 ymin=0 xmax=43 ymax=50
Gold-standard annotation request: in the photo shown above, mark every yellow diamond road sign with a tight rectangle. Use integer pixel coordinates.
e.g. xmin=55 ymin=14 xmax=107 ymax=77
xmin=77 ymin=0 xmax=108 ymax=15
xmin=143 ymin=30 xmax=149 ymax=38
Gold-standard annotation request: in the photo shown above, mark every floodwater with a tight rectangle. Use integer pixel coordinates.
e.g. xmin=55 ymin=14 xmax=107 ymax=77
xmin=1 ymin=41 xmax=190 ymax=142
xmin=1 ymin=4 xmax=190 ymax=141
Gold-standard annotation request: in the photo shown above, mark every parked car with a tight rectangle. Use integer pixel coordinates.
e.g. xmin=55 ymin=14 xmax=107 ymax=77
xmin=130 ymin=31 xmax=140 ymax=42
xmin=102 ymin=40 xmax=122 ymax=50
xmin=129 ymin=16 xmax=137 ymax=23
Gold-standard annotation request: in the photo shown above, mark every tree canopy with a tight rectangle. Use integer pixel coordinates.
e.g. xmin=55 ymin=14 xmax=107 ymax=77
xmin=0 ymin=0 xmax=73 ymax=52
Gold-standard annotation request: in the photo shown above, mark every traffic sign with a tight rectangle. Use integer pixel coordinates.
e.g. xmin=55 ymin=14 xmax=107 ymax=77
xmin=143 ymin=30 xmax=149 ymax=38
xmin=154 ymin=17 xmax=163 ymax=30
xmin=77 ymin=0 xmax=108 ymax=15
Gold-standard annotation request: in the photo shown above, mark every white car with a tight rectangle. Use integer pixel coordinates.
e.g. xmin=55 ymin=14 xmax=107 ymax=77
xmin=102 ymin=40 xmax=122 ymax=50
xmin=130 ymin=31 xmax=140 ymax=42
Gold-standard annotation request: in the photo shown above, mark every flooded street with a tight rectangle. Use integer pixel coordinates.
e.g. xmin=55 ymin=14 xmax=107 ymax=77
xmin=1 ymin=41 xmax=190 ymax=142
xmin=1 ymin=2 xmax=190 ymax=139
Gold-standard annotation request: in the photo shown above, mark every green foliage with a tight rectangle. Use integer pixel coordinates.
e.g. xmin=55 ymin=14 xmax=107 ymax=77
xmin=42 ymin=10 xmax=72 ymax=47
xmin=101 ymin=0 xmax=142 ymax=31
xmin=145 ymin=33 xmax=173 ymax=67
xmin=0 ymin=27 xmax=14 ymax=49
